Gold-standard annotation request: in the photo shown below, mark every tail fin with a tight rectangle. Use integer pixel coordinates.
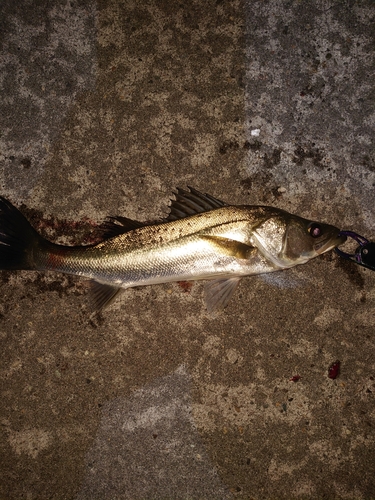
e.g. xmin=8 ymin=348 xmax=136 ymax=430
xmin=0 ymin=196 xmax=42 ymax=270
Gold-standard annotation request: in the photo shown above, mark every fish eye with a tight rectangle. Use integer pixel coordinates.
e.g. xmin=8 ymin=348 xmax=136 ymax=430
xmin=308 ymin=223 xmax=322 ymax=238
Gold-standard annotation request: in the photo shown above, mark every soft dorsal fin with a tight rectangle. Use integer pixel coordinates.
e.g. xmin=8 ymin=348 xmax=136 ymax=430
xmin=99 ymin=216 xmax=145 ymax=238
xmin=167 ymin=187 xmax=227 ymax=221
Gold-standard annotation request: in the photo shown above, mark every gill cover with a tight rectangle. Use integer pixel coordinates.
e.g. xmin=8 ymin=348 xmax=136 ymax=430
xmin=252 ymin=214 xmax=345 ymax=269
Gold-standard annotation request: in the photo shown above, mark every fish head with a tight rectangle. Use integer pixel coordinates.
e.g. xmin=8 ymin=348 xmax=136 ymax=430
xmin=251 ymin=212 xmax=346 ymax=269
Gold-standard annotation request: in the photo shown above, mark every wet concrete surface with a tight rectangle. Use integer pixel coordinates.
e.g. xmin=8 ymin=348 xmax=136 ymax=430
xmin=1 ymin=0 xmax=375 ymax=498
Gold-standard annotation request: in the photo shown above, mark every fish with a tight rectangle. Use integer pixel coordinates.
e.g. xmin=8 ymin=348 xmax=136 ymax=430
xmin=0 ymin=187 xmax=346 ymax=313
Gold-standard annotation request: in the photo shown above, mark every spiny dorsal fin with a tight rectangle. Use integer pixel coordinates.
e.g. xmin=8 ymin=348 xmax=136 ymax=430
xmin=167 ymin=187 xmax=227 ymax=221
xmin=99 ymin=216 xmax=145 ymax=238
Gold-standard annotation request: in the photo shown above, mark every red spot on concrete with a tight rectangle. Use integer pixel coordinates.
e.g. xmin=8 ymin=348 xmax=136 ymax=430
xmin=328 ymin=360 xmax=340 ymax=379
xmin=177 ymin=281 xmax=193 ymax=293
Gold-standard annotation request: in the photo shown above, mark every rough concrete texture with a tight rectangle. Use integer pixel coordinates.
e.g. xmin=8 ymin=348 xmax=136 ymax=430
xmin=0 ymin=0 xmax=374 ymax=499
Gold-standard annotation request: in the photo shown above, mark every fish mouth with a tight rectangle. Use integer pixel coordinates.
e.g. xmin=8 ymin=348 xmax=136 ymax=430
xmin=314 ymin=230 xmax=347 ymax=254
xmin=336 ymin=232 xmax=348 ymax=246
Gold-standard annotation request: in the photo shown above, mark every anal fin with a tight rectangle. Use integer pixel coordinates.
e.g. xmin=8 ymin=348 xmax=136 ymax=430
xmin=204 ymin=277 xmax=241 ymax=314
xmin=88 ymin=280 xmax=123 ymax=311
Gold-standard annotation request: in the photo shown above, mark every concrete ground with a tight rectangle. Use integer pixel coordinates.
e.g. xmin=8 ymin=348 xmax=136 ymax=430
xmin=1 ymin=0 xmax=375 ymax=498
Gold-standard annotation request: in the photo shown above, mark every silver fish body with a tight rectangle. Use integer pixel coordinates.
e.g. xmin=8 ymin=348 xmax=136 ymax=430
xmin=0 ymin=188 xmax=346 ymax=312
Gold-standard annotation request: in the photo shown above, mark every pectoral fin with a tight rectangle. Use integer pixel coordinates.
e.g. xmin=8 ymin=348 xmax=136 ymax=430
xmin=204 ymin=277 xmax=241 ymax=313
xmin=88 ymin=280 xmax=123 ymax=311
xmin=200 ymin=235 xmax=256 ymax=259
